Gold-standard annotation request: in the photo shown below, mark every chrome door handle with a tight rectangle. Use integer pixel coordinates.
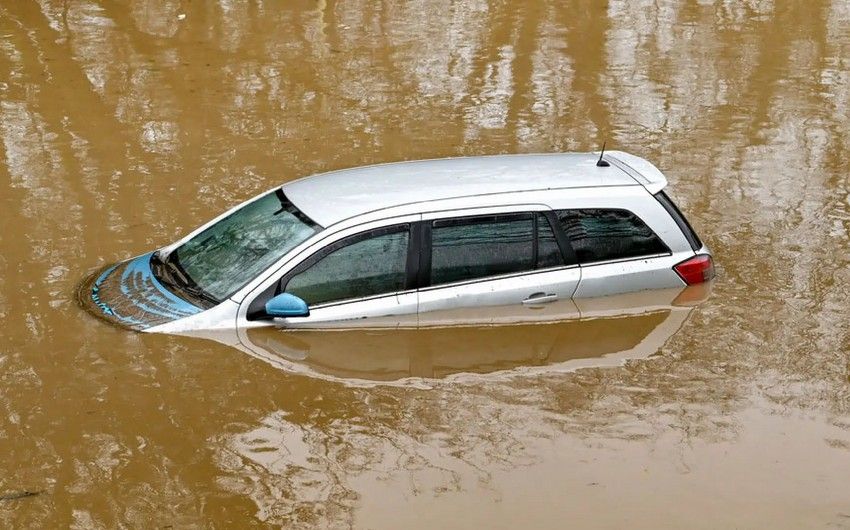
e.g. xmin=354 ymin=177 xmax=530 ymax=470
xmin=522 ymin=292 xmax=558 ymax=305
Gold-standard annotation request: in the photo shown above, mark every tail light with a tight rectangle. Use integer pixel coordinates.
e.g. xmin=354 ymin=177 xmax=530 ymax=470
xmin=674 ymin=254 xmax=715 ymax=285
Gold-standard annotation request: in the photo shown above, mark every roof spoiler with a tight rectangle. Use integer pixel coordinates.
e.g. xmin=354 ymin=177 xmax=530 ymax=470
xmin=603 ymin=151 xmax=668 ymax=194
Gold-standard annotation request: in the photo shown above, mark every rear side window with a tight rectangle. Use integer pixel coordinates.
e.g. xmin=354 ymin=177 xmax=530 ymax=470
xmin=554 ymin=209 xmax=668 ymax=264
xmin=283 ymin=225 xmax=409 ymax=305
xmin=654 ymin=191 xmax=703 ymax=251
xmin=428 ymin=213 xmax=566 ymax=286
xmin=431 ymin=214 xmax=534 ymax=285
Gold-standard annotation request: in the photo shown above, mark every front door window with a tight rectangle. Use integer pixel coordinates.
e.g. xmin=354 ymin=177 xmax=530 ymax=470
xmin=283 ymin=225 xmax=410 ymax=306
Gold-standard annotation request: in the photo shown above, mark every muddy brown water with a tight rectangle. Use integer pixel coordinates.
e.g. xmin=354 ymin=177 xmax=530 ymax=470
xmin=1 ymin=1 xmax=849 ymax=528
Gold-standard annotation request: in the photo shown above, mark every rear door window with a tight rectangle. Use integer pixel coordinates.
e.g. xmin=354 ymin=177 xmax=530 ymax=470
xmin=429 ymin=213 xmax=565 ymax=286
xmin=554 ymin=209 xmax=668 ymax=264
xmin=283 ymin=225 xmax=410 ymax=305
xmin=430 ymin=214 xmax=533 ymax=285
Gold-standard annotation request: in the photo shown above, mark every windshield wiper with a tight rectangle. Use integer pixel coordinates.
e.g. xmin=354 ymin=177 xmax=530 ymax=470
xmin=152 ymin=251 xmax=220 ymax=308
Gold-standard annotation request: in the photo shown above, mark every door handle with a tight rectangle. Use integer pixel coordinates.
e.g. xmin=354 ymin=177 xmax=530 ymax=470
xmin=522 ymin=292 xmax=558 ymax=305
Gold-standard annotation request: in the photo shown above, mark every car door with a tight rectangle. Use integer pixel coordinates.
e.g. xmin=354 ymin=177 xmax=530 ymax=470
xmin=242 ymin=221 xmax=419 ymax=329
xmin=416 ymin=208 xmax=582 ymax=326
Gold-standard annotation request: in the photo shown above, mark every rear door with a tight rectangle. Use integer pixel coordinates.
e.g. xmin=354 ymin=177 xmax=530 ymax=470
xmin=417 ymin=208 xmax=581 ymax=326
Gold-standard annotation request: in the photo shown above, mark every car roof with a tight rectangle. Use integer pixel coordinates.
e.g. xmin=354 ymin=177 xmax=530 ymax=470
xmin=282 ymin=151 xmax=663 ymax=227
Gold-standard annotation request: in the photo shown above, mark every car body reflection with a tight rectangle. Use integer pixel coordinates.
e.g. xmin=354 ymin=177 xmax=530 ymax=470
xmin=181 ymin=284 xmax=710 ymax=382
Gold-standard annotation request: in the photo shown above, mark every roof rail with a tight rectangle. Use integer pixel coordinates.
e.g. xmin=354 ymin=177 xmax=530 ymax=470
xmin=603 ymin=151 xmax=668 ymax=194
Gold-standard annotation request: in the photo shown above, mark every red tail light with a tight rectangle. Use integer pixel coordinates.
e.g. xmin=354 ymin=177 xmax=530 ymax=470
xmin=674 ymin=254 xmax=715 ymax=285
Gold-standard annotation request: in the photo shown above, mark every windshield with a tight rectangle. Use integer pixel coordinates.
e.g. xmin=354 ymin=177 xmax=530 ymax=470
xmin=159 ymin=190 xmax=321 ymax=302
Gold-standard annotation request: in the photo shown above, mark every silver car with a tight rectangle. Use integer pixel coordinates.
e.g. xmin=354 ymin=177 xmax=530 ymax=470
xmin=82 ymin=151 xmax=714 ymax=333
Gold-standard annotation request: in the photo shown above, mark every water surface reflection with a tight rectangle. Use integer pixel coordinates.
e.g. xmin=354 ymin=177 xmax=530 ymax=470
xmin=205 ymin=286 xmax=708 ymax=382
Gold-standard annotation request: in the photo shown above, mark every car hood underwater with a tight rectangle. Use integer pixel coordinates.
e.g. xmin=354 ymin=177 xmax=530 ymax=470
xmin=78 ymin=252 xmax=203 ymax=331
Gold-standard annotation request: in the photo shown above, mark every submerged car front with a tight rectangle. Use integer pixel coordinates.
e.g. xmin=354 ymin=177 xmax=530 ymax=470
xmin=79 ymin=188 xmax=321 ymax=331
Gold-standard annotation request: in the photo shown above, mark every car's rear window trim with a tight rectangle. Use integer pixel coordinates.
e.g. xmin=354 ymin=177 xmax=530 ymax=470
xmin=575 ymin=251 xmax=672 ymax=268
xmin=416 ymin=263 xmax=580 ymax=292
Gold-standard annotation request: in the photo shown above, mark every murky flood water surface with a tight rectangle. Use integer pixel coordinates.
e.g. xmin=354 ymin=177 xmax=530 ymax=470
xmin=1 ymin=1 xmax=849 ymax=528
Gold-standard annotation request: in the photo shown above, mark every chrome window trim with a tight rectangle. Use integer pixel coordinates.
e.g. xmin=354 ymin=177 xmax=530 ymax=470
xmin=576 ymin=252 xmax=673 ymax=268
xmin=417 ymin=263 xmax=580 ymax=293
xmin=306 ymin=288 xmax=418 ymax=310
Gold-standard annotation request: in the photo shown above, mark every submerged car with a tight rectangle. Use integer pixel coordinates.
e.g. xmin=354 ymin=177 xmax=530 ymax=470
xmin=81 ymin=151 xmax=714 ymax=333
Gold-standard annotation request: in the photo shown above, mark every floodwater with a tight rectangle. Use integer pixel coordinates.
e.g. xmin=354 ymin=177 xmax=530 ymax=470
xmin=1 ymin=0 xmax=849 ymax=527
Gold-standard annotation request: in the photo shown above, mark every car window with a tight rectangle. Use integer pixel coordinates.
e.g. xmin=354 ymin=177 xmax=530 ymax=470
xmin=554 ymin=209 xmax=669 ymax=264
xmin=430 ymin=214 xmax=535 ymax=285
xmin=283 ymin=226 xmax=409 ymax=306
xmin=169 ymin=190 xmax=320 ymax=302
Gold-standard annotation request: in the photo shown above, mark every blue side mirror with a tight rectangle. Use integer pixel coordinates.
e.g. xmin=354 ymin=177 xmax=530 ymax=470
xmin=265 ymin=293 xmax=310 ymax=318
